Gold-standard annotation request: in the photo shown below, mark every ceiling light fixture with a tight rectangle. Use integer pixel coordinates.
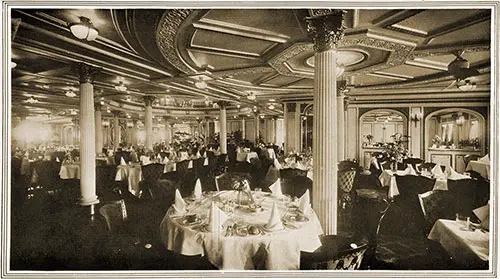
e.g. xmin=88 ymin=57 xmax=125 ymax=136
xmin=65 ymin=89 xmax=76 ymax=98
xmin=70 ymin=109 xmax=77 ymax=115
xmin=268 ymin=104 xmax=275 ymax=110
xmin=25 ymin=97 xmax=38 ymax=104
xmin=236 ymin=104 xmax=241 ymax=109
xmin=115 ymin=81 xmax=127 ymax=92
xmin=458 ymin=80 xmax=476 ymax=91
xmin=69 ymin=16 xmax=99 ymax=41
xmin=194 ymin=79 xmax=208 ymax=89
xmin=247 ymin=92 xmax=256 ymax=101
xmin=126 ymin=95 xmax=131 ymax=102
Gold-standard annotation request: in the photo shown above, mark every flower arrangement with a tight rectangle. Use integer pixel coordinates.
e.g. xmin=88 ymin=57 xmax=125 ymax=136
xmin=383 ymin=133 xmax=409 ymax=163
xmin=365 ymin=134 xmax=374 ymax=144
xmin=232 ymin=178 xmax=251 ymax=191
xmin=432 ymin=135 xmax=442 ymax=146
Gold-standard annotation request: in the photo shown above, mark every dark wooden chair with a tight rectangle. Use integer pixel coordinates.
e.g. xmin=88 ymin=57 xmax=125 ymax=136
xmin=338 ymin=170 xmax=356 ymax=209
xmin=418 ymin=190 xmax=456 ymax=235
xmin=464 ymin=154 xmax=481 ymax=167
xmin=280 ymin=168 xmax=308 ymax=179
xmin=301 ymin=235 xmax=368 ymax=270
xmin=447 ymin=178 xmax=478 ymax=215
xmin=215 ymin=172 xmax=252 ymax=192
xmin=141 ymin=163 xmax=166 ymax=200
xmin=281 ymin=176 xmax=313 ymax=199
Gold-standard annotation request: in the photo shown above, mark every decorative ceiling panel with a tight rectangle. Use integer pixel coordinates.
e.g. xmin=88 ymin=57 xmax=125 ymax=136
xmin=428 ymin=20 xmax=491 ymax=45
xmin=187 ymin=50 xmax=262 ymax=70
xmin=392 ymin=9 xmax=482 ymax=34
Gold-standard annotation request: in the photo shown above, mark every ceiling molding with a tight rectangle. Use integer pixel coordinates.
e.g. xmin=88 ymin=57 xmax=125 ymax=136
xmin=372 ymin=10 xmax=424 ymax=27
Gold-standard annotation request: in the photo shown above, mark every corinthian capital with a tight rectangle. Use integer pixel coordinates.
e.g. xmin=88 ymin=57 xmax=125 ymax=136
xmin=306 ymin=10 xmax=347 ymax=52
xmin=77 ymin=63 xmax=100 ymax=84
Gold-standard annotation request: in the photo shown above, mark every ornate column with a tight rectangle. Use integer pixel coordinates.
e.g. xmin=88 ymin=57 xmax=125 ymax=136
xmin=77 ymin=63 xmax=100 ymax=210
xmin=205 ymin=117 xmax=211 ymax=139
xmin=272 ymin=116 xmax=278 ymax=144
xmin=169 ymin=123 xmax=175 ymax=143
xmin=337 ymin=80 xmax=347 ymax=161
xmin=112 ymin=111 xmax=121 ymax=149
xmin=94 ymin=103 xmax=103 ymax=154
xmin=306 ymin=10 xmax=346 ymax=235
xmin=144 ymin=96 xmax=155 ymax=150
xmin=218 ymin=101 xmax=228 ymax=154
xmin=241 ymin=117 xmax=246 ymax=139
xmin=163 ymin=116 xmax=171 ymax=143
xmin=254 ymin=111 xmax=260 ymax=143
xmin=131 ymin=120 xmax=138 ymax=146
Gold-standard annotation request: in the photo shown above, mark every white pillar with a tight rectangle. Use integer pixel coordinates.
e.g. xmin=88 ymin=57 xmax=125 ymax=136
xmin=144 ymin=96 xmax=155 ymax=150
xmin=94 ymin=104 xmax=103 ymax=154
xmin=112 ymin=111 xmax=121 ymax=149
xmin=164 ymin=117 xmax=170 ymax=143
xmin=337 ymin=90 xmax=345 ymax=161
xmin=307 ymin=10 xmax=345 ymax=235
xmin=241 ymin=117 xmax=246 ymax=139
xmin=205 ymin=118 xmax=210 ymax=139
xmin=218 ymin=102 xmax=228 ymax=154
xmin=255 ymin=113 xmax=260 ymax=143
xmin=77 ymin=63 xmax=99 ymax=208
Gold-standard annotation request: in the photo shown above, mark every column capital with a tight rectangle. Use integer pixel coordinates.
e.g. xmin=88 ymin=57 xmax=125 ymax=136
xmin=94 ymin=103 xmax=104 ymax=111
xmin=77 ymin=62 xmax=100 ymax=84
xmin=306 ymin=10 xmax=347 ymax=52
xmin=217 ymin=101 xmax=230 ymax=109
xmin=111 ymin=110 xmax=122 ymax=117
xmin=143 ymin=96 xmax=156 ymax=107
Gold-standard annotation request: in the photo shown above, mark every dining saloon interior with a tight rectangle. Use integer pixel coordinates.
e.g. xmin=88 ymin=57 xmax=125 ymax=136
xmin=5 ymin=6 xmax=496 ymax=273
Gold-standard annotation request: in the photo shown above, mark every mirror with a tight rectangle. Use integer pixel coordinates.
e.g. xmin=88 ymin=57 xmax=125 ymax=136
xmin=360 ymin=110 xmax=407 ymax=147
xmin=426 ymin=110 xmax=482 ymax=150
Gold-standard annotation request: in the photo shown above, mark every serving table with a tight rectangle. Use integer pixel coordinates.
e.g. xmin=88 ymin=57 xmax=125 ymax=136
xmin=160 ymin=190 xmax=323 ymax=270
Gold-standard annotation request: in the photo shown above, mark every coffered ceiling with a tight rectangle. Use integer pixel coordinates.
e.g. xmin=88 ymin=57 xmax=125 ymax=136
xmin=9 ymin=8 xmax=491 ymax=123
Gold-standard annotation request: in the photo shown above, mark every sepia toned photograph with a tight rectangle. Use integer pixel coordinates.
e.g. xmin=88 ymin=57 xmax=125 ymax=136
xmin=1 ymin=1 xmax=498 ymax=278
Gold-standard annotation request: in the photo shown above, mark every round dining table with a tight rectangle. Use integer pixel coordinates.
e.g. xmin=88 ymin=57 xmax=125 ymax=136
xmin=160 ymin=190 xmax=323 ymax=270
xmin=114 ymin=164 xmax=142 ymax=196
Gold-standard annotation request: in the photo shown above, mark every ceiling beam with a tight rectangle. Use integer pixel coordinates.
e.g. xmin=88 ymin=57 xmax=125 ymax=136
xmin=423 ymin=11 xmax=491 ymax=44
xmin=14 ymin=66 xmax=71 ymax=82
xmin=372 ymin=10 xmax=424 ymax=27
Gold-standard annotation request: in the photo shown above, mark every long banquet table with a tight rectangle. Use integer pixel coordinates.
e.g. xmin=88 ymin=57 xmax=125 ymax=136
xmin=160 ymin=190 xmax=323 ymax=270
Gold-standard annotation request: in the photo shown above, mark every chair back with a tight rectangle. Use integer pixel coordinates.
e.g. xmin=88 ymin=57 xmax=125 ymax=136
xmin=303 ymin=236 xmax=369 ymax=270
xmin=280 ymin=168 xmax=308 ymax=179
xmin=403 ymin=158 xmax=424 ymax=170
xmin=215 ymin=172 xmax=251 ymax=192
xmin=464 ymin=154 xmax=481 ymax=167
xmin=338 ymin=170 xmax=356 ymax=193
xmin=418 ymin=190 xmax=455 ymax=234
xmin=379 ymin=161 xmax=391 ymax=171
xmin=281 ymin=176 xmax=313 ymax=199
xmin=99 ymin=200 xmax=128 ymax=233
xmin=447 ymin=178 xmax=478 ymax=215
xmin=141 ymin=163 xmax=164 ymax=182
xmin=418 ymin=162 xmax=436 ymax=172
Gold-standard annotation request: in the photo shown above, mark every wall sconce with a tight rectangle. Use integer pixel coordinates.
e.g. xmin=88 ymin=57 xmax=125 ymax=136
xmin=411 ymin=111 xmax=423 ymax=128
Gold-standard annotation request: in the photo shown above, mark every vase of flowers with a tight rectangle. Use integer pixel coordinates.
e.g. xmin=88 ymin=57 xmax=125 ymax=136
xmin=431 ymin=135 xmax=442 ymax=149
xmin=232 ymin=178 xmax=256 ymax=207
xmin=383 ymin=133 xmax=409 ymax=170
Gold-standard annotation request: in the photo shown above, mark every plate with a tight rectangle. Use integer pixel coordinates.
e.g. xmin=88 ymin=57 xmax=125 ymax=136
xmin=283 ymin=214 xmax=309 ymax=223
xmin=262 ymin=224 xmax=285 ymax=232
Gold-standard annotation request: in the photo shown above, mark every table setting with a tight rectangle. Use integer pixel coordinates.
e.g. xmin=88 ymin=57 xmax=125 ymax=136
xmin=160 ymin=178 xmax=323 ymax=270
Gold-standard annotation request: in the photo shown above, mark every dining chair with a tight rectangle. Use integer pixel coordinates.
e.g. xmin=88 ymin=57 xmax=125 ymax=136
xmin=464 ymin=154 xmax=481 ymax=167
xmin=280 ymin=176 xmax=313 ymax=199
xmin=403 ymin=158 xmax=424 ymax=171
xmin=418 ymin=190 xmax=456 ymax=235
xmin=141 ymin=163 xmax=166 ymax=200
xmin=338 ymin=170 xmax=357 ymax=209
xmin=300 ymin=235 xmax=368 ymax=270
xmin=280 ymin=168 xmax=308 ymax=179
xmin=447 ymin=178 xmax=478 ymax=215
xmin=214 ymin=172 xmax=251 ymax=192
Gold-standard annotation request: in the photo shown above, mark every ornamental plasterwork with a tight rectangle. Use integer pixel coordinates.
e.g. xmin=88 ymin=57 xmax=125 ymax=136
xmin=306 ymin=10 xmax=347 ymax=52
xmin=409 ymin=45 xmax=490 ymax=59
xmin=211 ymin=67 xmax=276 ymax=79
xmin=156 ymin=9 xmax=197 ymax=74
xmin=268 ymin=35 xmax=416 ymax=78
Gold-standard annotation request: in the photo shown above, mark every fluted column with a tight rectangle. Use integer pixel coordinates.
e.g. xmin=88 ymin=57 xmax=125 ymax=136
xmin=205 ymin=117 xmax=211 ymax=139
xmin=112 ymin=111 xmax=121 ymax=149
xmin=272 ymin=116 xmax=278 ymax=144
xmin=241 ymin=117 xmax=246 ymax=139
xmin=254 ymin=112 xmax=260 ymax=143
xmin=94 ymin=104 xmax=103 ymax=154
xmin=307 ymin=10 xmax=346 ymax=235
xmin=164 ymin=116 xmax=170 ymax=143
xmin=337 ymin=84 xmax=346 ymax=161
xmin=77 ymin=63 xmax=100 ymax=208
xmin=218 ymin=101 xmax=228 ymax=154
xmin=144 ymin=96 xmax=155 ymax=150
xmin=169 ymin=123 xmax=175 ymax=143
xmin=131 ymin=120 xmax=138 ymax=146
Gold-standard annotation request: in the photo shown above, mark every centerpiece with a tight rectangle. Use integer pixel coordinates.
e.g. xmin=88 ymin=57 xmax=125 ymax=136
xmin=232 ymin=178 xmax=257 ymax=208
xmin=383 ymin=133 xmax=409 ymax=171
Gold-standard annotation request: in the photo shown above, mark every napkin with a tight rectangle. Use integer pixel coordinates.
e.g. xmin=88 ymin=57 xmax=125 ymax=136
xmin=157 ymin=154 xmax=162 ymax=160
xmin=473 ymin=201 xmax=489 ymax=231
xmin=405 ymin=164 xmax=417 ymax=176
xmin=479 ymin=154 xmax=490 ymax=163
xmin=120 ymin=157 xmax=127 ymax=166
xmin=431 ymin=164 xmax=445 ymax=178
xmin=265 ymin=202 xmax=284 ymax=231
xmin=269 ymin=179 xmax=283 ymax=198
xmin=207 ymin=201 xmax=228 ymax=232
xmin=298 ymin=189 xmax=311 ymax=214
xmin=172 ymin=189 xmax=186 ymax=216
xmin=162 ymin=156 xmax=170 ymax=164
xmin=193 ymin=179 xmax=202 ymax=200
xmin=56 ymin=157 xmax=60 ymax=163
xmin=203 ymin=158 xmax=209 ymax=166
xmin=243 ymin=147 xmax=250 ymax=152
xmin=445 ymin=166 xmax=470 ymax=180
xmin=196 ymin=151 xmax=201 ymax=158
xmin=188 ymin=160 xmax=193 ymax=169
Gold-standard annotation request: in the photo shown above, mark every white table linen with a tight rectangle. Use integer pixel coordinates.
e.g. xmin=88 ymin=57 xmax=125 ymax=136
xmin=428 ymin=219 xmax=489 ymax=267
xmin=59 ymin=163 xmax=80 ymax=179
xmin=466 ymin=161 xmax=490 ymax=180
xmin=237 ymin=151 xmax=259 ymax=163
xmin=115 ymin=164 xmax=142 ymax=196
xmin=160 ymin=191 xmax=323 ymax=270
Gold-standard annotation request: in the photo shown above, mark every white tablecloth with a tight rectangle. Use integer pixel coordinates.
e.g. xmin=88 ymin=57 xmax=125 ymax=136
xmin=466 ymin=161 xmax=490 ymax=180
xmin=160 ymin=191 xmax=323 ymax=270
xmin=115 ymin=164 xmax=142 ymax=196
xmin=163 ymin=162 xmax=177 ymax=173
xmin=59 ymin=163 xmax=80 ymax=179
xmin=428 ymin=219 xmax=489 ymax=267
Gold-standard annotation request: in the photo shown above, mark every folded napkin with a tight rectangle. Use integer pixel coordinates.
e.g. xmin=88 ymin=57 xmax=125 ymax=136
xmin=473 ymin=201 xmax=489 ymax=231
xmin=371 ymin=157 xmax=380 ymax=170
xmin=207 ymin=201 xmax=228 ymax=232
xmin=180 ymin=152 xmax=189 ymax=161
xmin=405 ymin=164 xmax=417 ymax=176
xmin=445 ymin=166 xmax=470 ymax=180
xmin=193 ymin=179 xmax=202 ymax=200
xmin=172 ymin=189 xmax=186 ymax=215
xmin=243 ymin=147 xmax=250 ymax=152
xmin=188 ymin=160 xmax=193 ymax=169
xmin=162 ymin=156 xmax=170 ymax=164
xmin=196 ymin=151 xmax=201 ymax=158
xmin=56 ymin=157 xmax=60 ymax=163
xmin=268 ymin=148 xmax=275 ymax=159
xmin=265 ymin=202 xmax=284 ymax=231
xmin=269 ymin=179 xmax=283 ymax=198
xmin=140 ymin=155 xmax=150 ymax=165
xmin=431 ymin=164 xmax=445 ymax=178
xmin=120 ymin=157 xmax=127 ymax=166
xmin=203 ymin=158 xmax=209 ymax=166
xmin=479 ymin=154 xmax=490 ymax=163
xmin=157 ymin=154 xmax=162 ymax=160
xmin=298 ymin=189 xmax=311 ymax=214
